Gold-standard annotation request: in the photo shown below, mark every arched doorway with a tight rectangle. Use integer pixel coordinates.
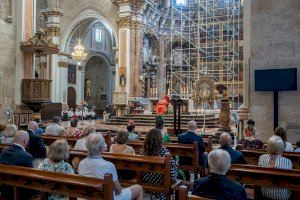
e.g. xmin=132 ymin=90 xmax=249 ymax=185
xmin=85 ymin=56 xmax=110 ymax=115
xmin=67 ymin=86 xmax=76 ymax=109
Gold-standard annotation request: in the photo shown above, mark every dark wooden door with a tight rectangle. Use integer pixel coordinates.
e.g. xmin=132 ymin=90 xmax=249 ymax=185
xmin=67 ymin=87 xmax=76 ymax=109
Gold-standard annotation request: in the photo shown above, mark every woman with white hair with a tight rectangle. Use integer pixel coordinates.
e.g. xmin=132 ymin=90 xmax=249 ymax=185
xmin=1 ymin=124 xmax=18 ymax=144
xmin=258 ymin=135 xmax=292 ymax=200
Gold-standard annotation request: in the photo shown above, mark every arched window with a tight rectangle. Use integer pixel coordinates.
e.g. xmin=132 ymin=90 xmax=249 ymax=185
xmin=175 ymin=0 xmax=187 ymax=6
xmin=95 ymin=28 xmax=102 ymax=42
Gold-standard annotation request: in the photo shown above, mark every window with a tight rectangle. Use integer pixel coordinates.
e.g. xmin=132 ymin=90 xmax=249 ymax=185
xmin=175 ymin=0 xmax=187 ymax=6
xmin=95 ymin=28 xmax=102 ymax=42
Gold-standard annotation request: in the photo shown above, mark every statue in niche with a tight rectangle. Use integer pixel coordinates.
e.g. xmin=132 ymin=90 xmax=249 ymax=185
xmin=142 ymin=37 xmax=150 ymax=64
xmin=85 ymin=79 xmax=91 ymax=98
xmin=120 ymin=75 xmax=126 ymax=86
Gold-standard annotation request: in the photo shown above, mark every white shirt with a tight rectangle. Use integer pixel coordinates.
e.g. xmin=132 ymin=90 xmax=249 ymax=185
xmin=78 ymin=156 xmax=118 ymax=182
xmin=284 ymin=142 xmax=294 ymax=152
xmin=259 ymin=154 xmax=292 ymax=200
xmin=74 ymin=138 xmax=87 ymax=151
xmin=45 ymin=123 xmax=65 ymax=136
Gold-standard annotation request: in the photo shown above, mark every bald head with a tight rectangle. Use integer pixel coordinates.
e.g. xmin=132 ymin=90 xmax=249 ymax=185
xmin=13 ymin=130 xmax=30 ymax=149
xmin=219 ymin=132 xmax=232 ymax=146
xmin=28 ymin=121 xmax=39 ymax=132
xmin=188 ymin=120 xmax=197 ymax=132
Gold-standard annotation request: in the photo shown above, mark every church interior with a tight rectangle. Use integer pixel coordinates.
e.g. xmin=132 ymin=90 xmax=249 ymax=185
xmin=0 ymin=0 xmax=300 ymax=199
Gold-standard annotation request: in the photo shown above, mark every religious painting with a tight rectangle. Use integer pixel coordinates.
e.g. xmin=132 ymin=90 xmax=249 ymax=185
xmin=68 ymin=64 xmax=77 ymax=84
xmin=20 ymin=114 xmax=28 ymax=126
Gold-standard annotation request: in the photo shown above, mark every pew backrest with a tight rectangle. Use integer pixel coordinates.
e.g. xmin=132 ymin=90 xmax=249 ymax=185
xmin=241 ymin=149 xmax=300 ymax=169
xmin=69 ymin=150 xmax=178 ymax=197
xmin=0 ymin=164 xmax=114 ymax=200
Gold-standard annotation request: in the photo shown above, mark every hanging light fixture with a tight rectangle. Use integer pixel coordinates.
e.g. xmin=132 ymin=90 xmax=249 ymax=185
xmin=71 ymin=39 xmax=87 ymax=65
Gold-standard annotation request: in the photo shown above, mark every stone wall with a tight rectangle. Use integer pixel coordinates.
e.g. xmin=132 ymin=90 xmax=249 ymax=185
xmin=0 ymin=18 xmax=16 ymax=123
xmin=249 ymin=0 xmax=300 ymax=142
xmin=60 ymin=0 xmax=118 ymax=37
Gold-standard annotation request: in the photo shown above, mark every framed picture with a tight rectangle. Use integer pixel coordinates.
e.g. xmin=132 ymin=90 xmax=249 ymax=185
xmin=68 ymin=64 xmax=77 ymax=84
xmin=29 ymin=114 xmax=34 ymax=121
xmin=20 ymin=114 xmax=28 ymax=126
xmin=13 ymin=114 xmax=19 ymax=126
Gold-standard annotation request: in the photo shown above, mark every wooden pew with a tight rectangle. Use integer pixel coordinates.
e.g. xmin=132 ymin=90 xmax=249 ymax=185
xmin=69 ymin=150 xmax=182 ymax=200
xmin=179 ymin=165 xmax=300 ymax=200
xmin=241 ymin=149 xmax=300 ymax=169
xmin=41 ymin=131 xmax=112 ymax=150
xmin=126 ymin=141 xmax=201 ymax=176
xmin=138 ymin=135 xmax=213 ymax=152
xmin=228 ymin=164 xmax=300 ymax=199
xmin=0 ymin=163 xmax=114 ymax=200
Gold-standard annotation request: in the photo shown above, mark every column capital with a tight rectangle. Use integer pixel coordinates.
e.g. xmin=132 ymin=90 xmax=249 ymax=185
xmin=117 ymin=16 xmax=145 ymax=30
xmin=58 ymin=52 xmax=71 ymax=68
xmin=41 ymin=8 xmax=63 ymax=17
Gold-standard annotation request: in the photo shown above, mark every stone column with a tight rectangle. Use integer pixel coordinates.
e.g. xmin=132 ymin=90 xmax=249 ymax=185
xmin=238 ymin=0 xmax=251 ymax=121
xmin=157 ymin=38 xmax=167 ymax=97
xmin=58 ymin=52 xmax=70 ymax=104
xmin=41 ymin=3 xmax=63 ymax=103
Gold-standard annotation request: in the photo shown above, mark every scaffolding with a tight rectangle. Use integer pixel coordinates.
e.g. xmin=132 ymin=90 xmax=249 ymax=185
xmin=167 ymin=0 xmax=243 ymax=109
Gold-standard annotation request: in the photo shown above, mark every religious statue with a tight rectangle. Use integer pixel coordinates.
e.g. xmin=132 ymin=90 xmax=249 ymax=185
xmin=85 ymin=79 xmax=91 ymax=98
xmin=120 ymin=75 xmax=126 ymax=86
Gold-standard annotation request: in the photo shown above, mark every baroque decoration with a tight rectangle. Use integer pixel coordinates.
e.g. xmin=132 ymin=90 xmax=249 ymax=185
xmin=20 ymin=29 xmax=59 ymax=55
xmin=192 ymin=75 xmax=215 ymax=107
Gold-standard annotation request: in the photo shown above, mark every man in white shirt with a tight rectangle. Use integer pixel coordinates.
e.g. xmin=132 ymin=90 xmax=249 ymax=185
xmin=78 ymin=133 xmax=143 ymax=200
xmin=45 ymin=116 xmax=65 ymax=136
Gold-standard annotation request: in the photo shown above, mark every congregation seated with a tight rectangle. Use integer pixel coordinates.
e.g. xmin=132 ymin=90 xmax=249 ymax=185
xmin=65 ymin=118 xmax=81 ymax=138
xmin=34 ymin=118 xmax=44 ymax=135
xmin=274 ymin=127 xmax=293 ymax=152
xmin=178 ymin=120 xmax=206 ymax=179
xmin=219 ymin=132 xmax=247 ymax=164
xmin=78 ymin=133 xmax=143 ymax=200
xmin=192 ymin=149 xmax=247 ymax=200
xmin=45 ymin=116 xmax=65 ymax=136
xmin=258 ymin=135 xmax=293 ymax=200
xmin=127 ymin=120 xmax=139 ymax=141
xmin=155 ymin=116 xmax=170 ymax=142
xmin=139 ymin=128 xmax=177 ymax=199
xmin=110 ymin=131 xmax=135 ymax=154
xmin=294 ymin=140 xmax=300 ymax=152
xmin=0 ymin=124 xmax=18 ymax=144
xmin=238 ymin=119 xmax=263 ymax=149
xmin=0 ymin=130 xmax=34 ymax=199
xmin=27 ymin=121 xmax=46 ymax=159
xmin=39 ymin=139 xmax=75 ymax=200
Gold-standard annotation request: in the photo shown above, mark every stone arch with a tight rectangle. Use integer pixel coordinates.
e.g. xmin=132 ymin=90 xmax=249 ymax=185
xmin=60 ymin=8 xmax=118 ymax=52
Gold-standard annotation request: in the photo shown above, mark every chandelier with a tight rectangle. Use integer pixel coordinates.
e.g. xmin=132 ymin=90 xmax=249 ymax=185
xmin=71 ymin=39 xmax=87 ymax=64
